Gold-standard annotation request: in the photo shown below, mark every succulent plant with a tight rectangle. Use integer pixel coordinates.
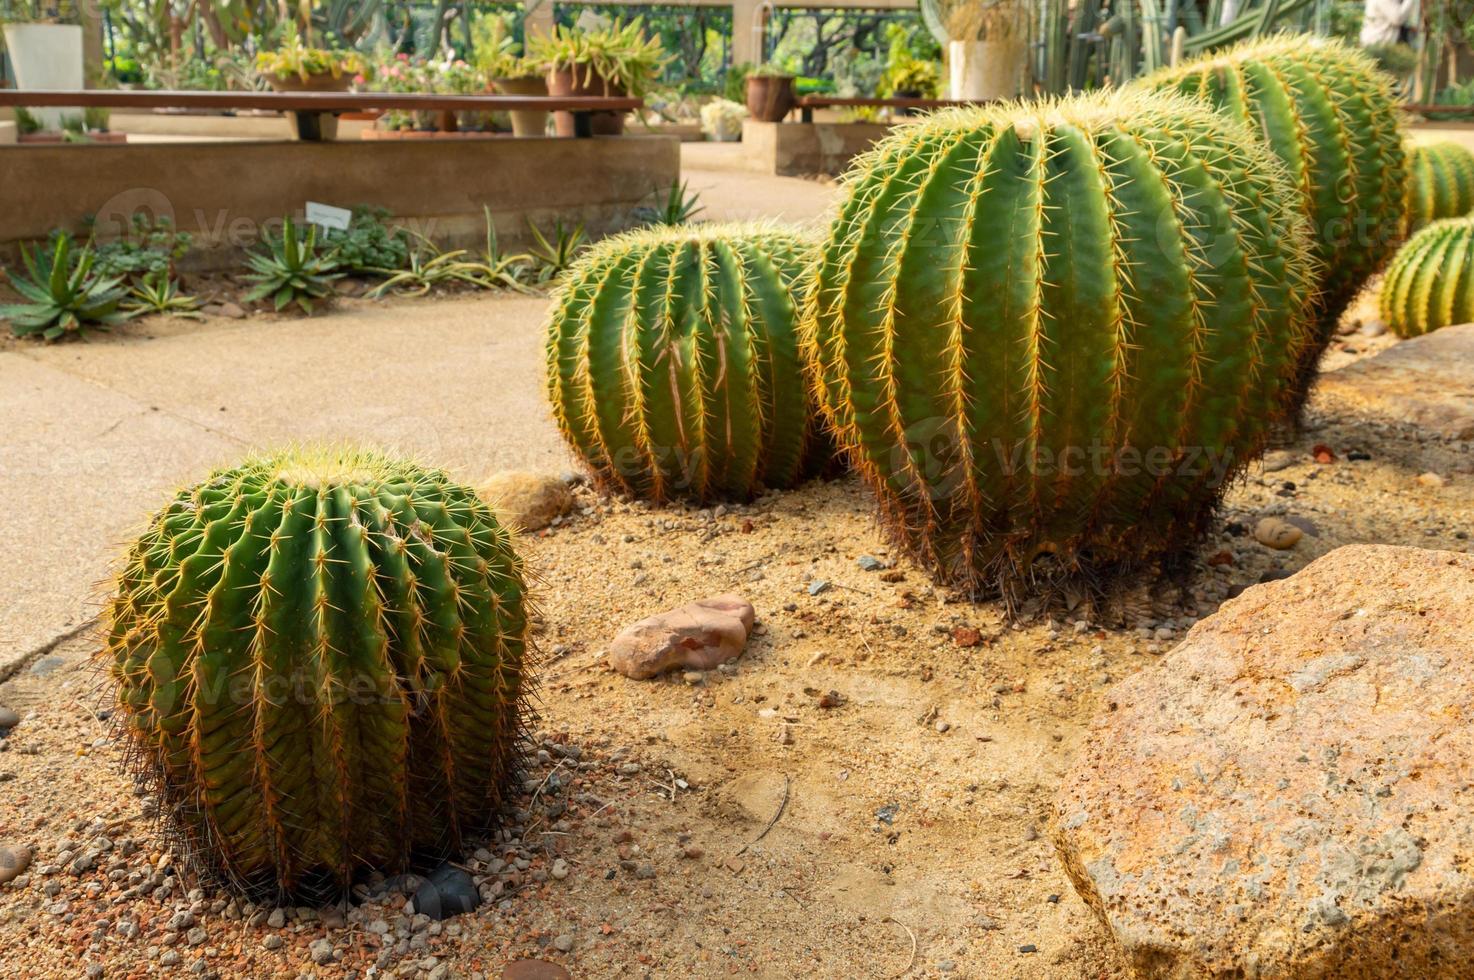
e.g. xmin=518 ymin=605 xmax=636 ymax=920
xmin=1406 ymin=141 xmax=1474 ymax=232
xmin=1379 ymin=216 xmax=1474 ymax=338
xmin=102 ymin=448 xmax=531 ymax=900
xmin=1 ymin=235 xmax=131 ymax=340
xmin=1141 ymin=36 xmax=1406 ymax=415
xmin=547 ymin=222 xmax=825 ymax=502
xmin=244 ymin=217 xmax=344 ymax=314
xmin=802 ymin=89 xmax=1318 ymax=602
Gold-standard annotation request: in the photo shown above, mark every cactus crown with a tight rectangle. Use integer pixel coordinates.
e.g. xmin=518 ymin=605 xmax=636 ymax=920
xmin=804 ymin=87 xmax=1318 ymax=603
xmin=1380 ymin=215 xmax=1474 ymax=338
xmin=103 ymin=447 xmax=531 ymax=900
xmin=546 ymin=221 xmax=826 ymax=503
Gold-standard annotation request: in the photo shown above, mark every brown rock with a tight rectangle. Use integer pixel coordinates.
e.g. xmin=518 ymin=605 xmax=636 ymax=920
xmin=1315 ymin=323 xmax=1474 ymax=439
xmin=216 ymin=302 xmax=247 ymax=320
xmin=1055 ymin=545 xmax=1474 ymax=979
xmin=480 ymin=471 xmax=573 ymax=532
xmin=0 ymin=845 xmax=32 ymax=885
xmin=607 ymin=594 xmax=755 ymax=680
xmin=502 ymin=961 xmax=571 ymax=980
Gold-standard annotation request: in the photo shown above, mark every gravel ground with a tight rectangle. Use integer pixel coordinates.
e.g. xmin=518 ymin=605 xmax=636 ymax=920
xmin=1 ymin=291 xmax=1470 ymax=979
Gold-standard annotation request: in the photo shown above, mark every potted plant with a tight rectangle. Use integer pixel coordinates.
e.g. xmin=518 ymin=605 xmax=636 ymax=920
xmin=1 ymin=2 xmax=84 ymax=131
xmin=880 ymin=52 xmax=940 ymax=116
xmin=474 ymin=13 xmax=547 ymax=138
xmin=530 ymin=19 xmax=667 ymax=137
xmin=699 ymin=98 xmax=745 ymax=142
xmin=255 ymin=30 xmax=363 ymax=140
xmin=255 ymin=29 xmax=363 ymax=93
xmin=745 ymin=63 xmax=796 ymax=123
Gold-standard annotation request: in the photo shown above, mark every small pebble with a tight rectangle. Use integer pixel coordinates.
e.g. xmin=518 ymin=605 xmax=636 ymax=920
xmin=1254 ymin=517 xmax=1302 ymax=550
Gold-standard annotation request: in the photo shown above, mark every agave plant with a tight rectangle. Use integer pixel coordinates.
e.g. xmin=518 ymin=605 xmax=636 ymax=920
xmin=468 ymin=209 xmax=535 ymax=293
xmin=243 ymin=217 xmax=344 ymax=314
xmin=636 ymin=179 xmax=705 ymax=227
xmin=0 ymin=235 xmax=131 ymax=340
xmin=527 ymin=219 xmax=587 ymax=285
xmin=123 ymin=270 xmax=203 ymax=320
xmin=367 ymin=236 xmax=489 ymax=297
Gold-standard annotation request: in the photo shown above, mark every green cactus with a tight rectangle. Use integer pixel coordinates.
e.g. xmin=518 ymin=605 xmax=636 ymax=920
xmin=545 ymin=222 xmax=825 ymax=502
xmin=1379 ymin=216 xmax=1474 ymax=338
xmin=102 ymin=448 xmax=530 ymax=899
xmin=802 ymin=89 xmax=1318 ymax=601
xmin=1406 ymin=142 xmax=1474 ymax=233
xmin=1141 ymin=36 xmax=1406 ymax=415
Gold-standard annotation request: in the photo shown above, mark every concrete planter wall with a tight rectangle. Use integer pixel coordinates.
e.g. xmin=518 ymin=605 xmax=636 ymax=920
xmin=3 ymin=23 xmax=84 ymax=130
xmin=0 ymin=135 xmax=681 ymax=272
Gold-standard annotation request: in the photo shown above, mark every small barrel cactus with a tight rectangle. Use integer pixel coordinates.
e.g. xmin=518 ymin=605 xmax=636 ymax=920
xmin=803 ymin=89 xmax=1318 ymax=600
xmin=1142 ymin=36 xmax=1405 ymax=413
xmin=545 ymin=222 xmax=824 ymax=502
xmin=1379 ymin=216 xmax=1474 ymax=338
xmin=1407 ymin=141 xmax=1474 ymax=232
xmin=102 ymin=448 xmax=531 ymax=899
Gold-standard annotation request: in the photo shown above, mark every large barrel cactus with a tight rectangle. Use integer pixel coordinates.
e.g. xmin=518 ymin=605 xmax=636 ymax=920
xmin=1142 ymin=36 xmax=1405 ymax=413
xmin=546 ymin=223 xmax=824 ymax=502
xmin=803 ymin=90 xmax=1318 ymax=599
xmin=1407 ymin=141 xmax=1474 ymax=232
xmin=1379 ymin=216 xmax=1474 ymax=338
xmin=103 ymin=448 xmax=530 ymax=899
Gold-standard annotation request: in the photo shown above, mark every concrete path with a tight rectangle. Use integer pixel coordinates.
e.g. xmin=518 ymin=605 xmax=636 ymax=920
xmin=0 ymin=145 xmax=840 ymax=673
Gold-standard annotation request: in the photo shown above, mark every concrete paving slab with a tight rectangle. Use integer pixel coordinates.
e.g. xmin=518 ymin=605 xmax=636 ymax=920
xmin=1314 ymin=323 xmax=1474 ymax=439
xmin=0 ymin=354 xmax=241 ymax=672
xmin=682 ymin=142 xmax=841 ymax=227
xmin=19 ymin=294 xmax=572 ymax=479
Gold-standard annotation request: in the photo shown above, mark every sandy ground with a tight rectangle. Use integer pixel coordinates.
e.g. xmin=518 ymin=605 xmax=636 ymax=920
xmin=1 ymin=148 xmax=1472 ymax=979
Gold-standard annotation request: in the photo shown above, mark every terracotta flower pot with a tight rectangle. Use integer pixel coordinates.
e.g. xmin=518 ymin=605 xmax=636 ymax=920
xmin=265 ymin=72 xmax=354 ymax=93
xmin=746 ymin=75 xmax=795 ymax=123
xmin=493 ymin=75 xmax=550 ymax=137
xmin=546 ymin=64 xmax=626 ymax=137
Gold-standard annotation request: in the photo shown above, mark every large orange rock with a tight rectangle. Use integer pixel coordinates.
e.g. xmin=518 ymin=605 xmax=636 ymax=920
xmin=1055 ymin=545 xmax=1474 ymax=979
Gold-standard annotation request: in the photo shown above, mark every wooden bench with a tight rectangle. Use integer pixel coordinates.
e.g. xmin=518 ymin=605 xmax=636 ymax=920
xmin=794 ymin=96 xmax=982 ymax=123
xmin=0 ymin=89 xmax=643 ymax=140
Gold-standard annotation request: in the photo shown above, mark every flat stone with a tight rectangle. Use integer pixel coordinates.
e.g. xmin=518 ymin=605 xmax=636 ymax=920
xmin=502 ymin=960 xmax=572 ymax=980
xmin=0 ymin=845 xmax=33 ymax=884
xmin=607 ymin=594 xmax=755 ymax=680
xmin=1055 ymin=545 xmax=1474 ymax=979
xmin=480 ymin=471 xmax=574 ymax=532
xmin=1315 ymin=323 xmax=1474 ymax=439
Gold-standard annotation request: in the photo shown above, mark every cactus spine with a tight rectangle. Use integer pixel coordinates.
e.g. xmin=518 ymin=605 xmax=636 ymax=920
xmin=1379 ymin=217 xmax=1474 ymax=338
xmin=803 ymin=90 xmax=1318 ymax=599
xmin=1406 ymin=142 xmax=1474 ymax=232
xmin=103 ymin=448 xmax=530 ymax=899
xmin=546 ymin=223 xmax=823 ymax=502
xmin=1142 ymin=36 xmax=1406 ymax=413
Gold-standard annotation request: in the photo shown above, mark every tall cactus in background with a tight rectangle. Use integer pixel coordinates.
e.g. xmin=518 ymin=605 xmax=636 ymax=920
xmin=803 ymin=89 xmax=1318 ymax=602
xmin=1141 ymin=36 xmax=1406 ymax=416
xmin=1406 ymin=142 xmax=1474 ymax=233
xmin=546 ymin=223 xmax=825 ymax=503
xmin=103 ymin=448 xmax=531 ymax=900
xmin=1379 ymin=217 xmax=1474 ymax=338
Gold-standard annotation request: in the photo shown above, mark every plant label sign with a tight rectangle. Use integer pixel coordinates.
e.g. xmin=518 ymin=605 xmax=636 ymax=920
xmin=305 ymin=202 xmax=352 ymax=232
